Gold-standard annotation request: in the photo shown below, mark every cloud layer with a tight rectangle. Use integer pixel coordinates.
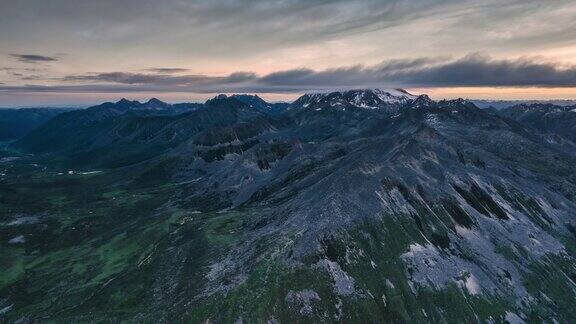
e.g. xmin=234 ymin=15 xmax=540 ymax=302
xmin=2 ymin=54 xmax=574 ymax=95
xmin=3 ymin=0 xmax=575 ymax=59
xmin=145 ymin=68 xmax=190 ymax=74
xmin=10 ymin=54 xmax=58 ymax=63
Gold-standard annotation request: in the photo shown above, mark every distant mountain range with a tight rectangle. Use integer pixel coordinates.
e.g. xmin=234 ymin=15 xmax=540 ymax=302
xmin=471 ymin=99 xmax=576 ymax=110
xmin=4 ymin=93 xmax=574 ymax=143
xmin=2 ymin=89 xmax=576 ymax=322
xmin=498 ymin=103 xmax=576 ymax=143
xmin=0 ymin=108 xmax=75 ymax=142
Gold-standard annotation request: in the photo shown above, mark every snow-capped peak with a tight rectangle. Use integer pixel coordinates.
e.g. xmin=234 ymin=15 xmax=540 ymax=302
xmin=292 ymin=88 xmax=417 ymax=110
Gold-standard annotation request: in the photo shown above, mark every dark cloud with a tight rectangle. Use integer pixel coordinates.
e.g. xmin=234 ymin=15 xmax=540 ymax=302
xmin=145 ymin=68 xmax=190 ymax=74
xmin=389 ymin=54 xmax=576 ymax=87
xmin=254 ymin=54 xmax=576 ymax=89
xmin=404 ymin=55 xmax=576 ymax=87
xmin=20 ymin=75 xmax=43 ymax=81
xmin=2 ymin=54 xmax=575 ymax=95
xmin=10 ymin=54 xmax=58 ymax=63
xmin=62 ymin=71 xmax=256 ymax=87
xmin=63 ymin=72 xmax=183 ymax=85
xmin=0 ymin=67 xmax=43 ymax=72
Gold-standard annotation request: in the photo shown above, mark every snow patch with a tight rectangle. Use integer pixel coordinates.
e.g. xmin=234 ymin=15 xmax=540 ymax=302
xmin=425 ymin=114 xmax=440 ymax=127
xmin=317 ymin=259 xmax=356 ymax=296
xmin=7 ymin=216 xmax=39 ymax=226
xmin=8 ymin=235 xmax=26 ymax=244
xmin=504 ymin=311 xmax=525 ymax=324
xmin=401 ymin=242 xmax=526 ymax=297
xmin=0 ymin=157 xmax=20 ymax=163
xmin=462 ymin=273 xmax=481 ymax=295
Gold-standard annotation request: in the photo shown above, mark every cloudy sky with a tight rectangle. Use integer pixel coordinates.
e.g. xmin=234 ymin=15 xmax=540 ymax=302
xmin=1 ymin=0 xmax=576 ymax=106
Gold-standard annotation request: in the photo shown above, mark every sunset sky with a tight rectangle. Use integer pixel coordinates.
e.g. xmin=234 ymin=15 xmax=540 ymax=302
xmin=1 ymin=0 xmax=576 ymax=106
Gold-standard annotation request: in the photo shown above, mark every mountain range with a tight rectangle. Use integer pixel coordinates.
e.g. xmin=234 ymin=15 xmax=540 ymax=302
xmin=1 ymin=89 xmax=576 ymax=322
xmin=0 ymin=108 xmax=74 ymax=142
xmin=498 ymin=103 xmax=576 ymax=143
xmin=471 ymin=99 xmax=576 ymax=110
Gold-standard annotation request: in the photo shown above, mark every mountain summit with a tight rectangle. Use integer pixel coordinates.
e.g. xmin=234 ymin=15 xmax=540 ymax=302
xmin=291 ymin=88 xmax=417 ymax=111
xmin=231 ymin=94 xmax=290 ymax=116
xmin=140 ymin=98 xmax=171 ymax=110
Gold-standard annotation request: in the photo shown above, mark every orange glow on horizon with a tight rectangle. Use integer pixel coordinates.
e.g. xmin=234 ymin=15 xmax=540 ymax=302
xmin=409 ymin=87 xmax=576 ymax=100
xmin=2 ymin=88 xmax=576 ymax=107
